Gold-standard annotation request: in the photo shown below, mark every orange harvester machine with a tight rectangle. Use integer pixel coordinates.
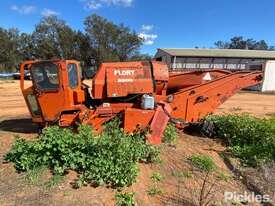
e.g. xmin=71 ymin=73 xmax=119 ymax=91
xmin=20 ymin=60 xmax=263 ymax=144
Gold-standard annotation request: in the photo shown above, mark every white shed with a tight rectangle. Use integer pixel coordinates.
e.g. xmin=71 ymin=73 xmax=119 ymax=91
xmin=262 ymin=61 xmax=275 ymax=92
xmin=154 ymin=48 xmax=275 ymax=92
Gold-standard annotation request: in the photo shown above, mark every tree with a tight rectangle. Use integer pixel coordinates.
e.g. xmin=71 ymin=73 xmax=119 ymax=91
xmin=214 ymin=36 xmax=273 ymax=50
xmin=0 ymin=14 xmax=147 ymax=72
xmin=18 ymin=33 xmax=35 ymax=60
xmin=84 ymin=14 xmax=142 ymax=64
xmin=129 ymin=52 xmax=152 ymax=61
xmin=84 ymin=14 xmax=117 ymax=63
xmin=0 ymin=28 xmax=11 ymax=71
xmin=113 ymin=23 xmax=142 ymax=61
xmin=0 ymin=28 xmax=21 ymax=72
xmin=32 ymin=15 xmax=78 ymax=59
xmin=74 ymin=31 xmax=96 ymax=66
xmin=254 ymin=40 xmax=269 ymax=50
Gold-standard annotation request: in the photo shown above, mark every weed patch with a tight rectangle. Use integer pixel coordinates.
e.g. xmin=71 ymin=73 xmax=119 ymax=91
xmin=147 ymin=185 xmax=162 ymax=196
xmin=150 ymin=172 xmax=163 ymax=182
xmin=44 ymin=175 xmax=64 ymax=189
xmin=205 ymin=114 xmax=275 ymax=166
xmin=115 ymin=192 xmax=137 ymax=206
xmin=4 ymin=119 xmax=159 ymax=188
xmin=163 ymin=123 xmax=179 ymax=146
xmin=24 ymin=166 xmax=47 ymax=185
xmin=190 ymin=154 xmax=217 ymax=172
xmin=217 ymin=172 xmax=230 ymax=182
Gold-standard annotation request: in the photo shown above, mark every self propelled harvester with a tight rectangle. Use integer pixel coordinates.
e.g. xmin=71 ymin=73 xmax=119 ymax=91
xmin=20 ymin=60 xmax=262 ymax=144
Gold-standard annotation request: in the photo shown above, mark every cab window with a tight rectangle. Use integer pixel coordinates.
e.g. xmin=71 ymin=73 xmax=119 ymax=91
xmin=31 ymin=62 xmax=59 ymax=91
xmin=67 ymin=63 xmax=78 ymax=88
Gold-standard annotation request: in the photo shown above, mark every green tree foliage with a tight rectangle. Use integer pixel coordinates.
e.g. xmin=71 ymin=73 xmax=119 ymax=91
xmin=32 ymin=15 xmax=79 ymax=59
xmin=84 ymin=14 xmax=142 ymax=64
xmin=129 ymin=52 xmax=152 ymax=61
xmin=18 ymin=33 xmax=36 ymax=60
xmin=74 ymin=31 xmax=96 ymax=66
xmin=215 ymin=36 xmax=274 ymax=50
xmin=0 ymin=14 xmax=145 ymax=72
xmin=0 ymin=28 xmax=21 ymax=71
xmin=113 ymin=23 xmax=142 ymax=61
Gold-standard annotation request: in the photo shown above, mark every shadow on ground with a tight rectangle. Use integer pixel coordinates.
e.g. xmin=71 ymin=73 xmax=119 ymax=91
xmin=0 ymin=118 xmax=38 ymax=133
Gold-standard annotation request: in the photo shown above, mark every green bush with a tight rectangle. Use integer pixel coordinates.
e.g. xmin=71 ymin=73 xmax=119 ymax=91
xmin=190 ymin=154 xmax=217 ymax=172
xmin=205 ymin=114 xmax=275 ymax=166
xmin=163 ymin=123 xmax=179 ymax=145
xmin=115 ymin=192 xmax=137 ymax=206
xmin=4 ymin=119 xmax=159 ymax=188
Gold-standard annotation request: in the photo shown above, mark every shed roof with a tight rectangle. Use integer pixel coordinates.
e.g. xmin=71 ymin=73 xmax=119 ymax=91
xmin=157 ymin=48 xmax=275 ymax=59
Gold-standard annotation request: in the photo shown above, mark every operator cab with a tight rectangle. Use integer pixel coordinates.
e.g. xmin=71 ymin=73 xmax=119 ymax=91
xmin=20 ymin=60 xmax=85 ymax=125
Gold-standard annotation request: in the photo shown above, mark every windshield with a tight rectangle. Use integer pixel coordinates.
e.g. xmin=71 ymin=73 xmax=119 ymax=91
xmin=31 ymin=62 xmax=59 ymax=91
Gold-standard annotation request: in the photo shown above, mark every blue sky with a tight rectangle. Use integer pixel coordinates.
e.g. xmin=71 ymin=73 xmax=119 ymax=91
xmin=1 ymin=0 xmax=275 ymax=54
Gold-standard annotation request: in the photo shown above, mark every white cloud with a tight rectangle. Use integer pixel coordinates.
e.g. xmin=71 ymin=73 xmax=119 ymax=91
xmin=41 ymin=8 xmax=60 ymax=17
xmin=103 ymin=0 xmax=133 ymax=7
xmin=11 ymin=5 xmax=36 ymax=14
xmin=83 ymin=0 xmax=133 ymax=10
xmin=138 ymin=33 xmax=158 ymax=45
xmin=139 ymin=24 xmax=158 ymax=45
xmin=141 ymin=24 xmax=154 ymax=32
xmin=86 ymin=1 xmax=102 ymax=9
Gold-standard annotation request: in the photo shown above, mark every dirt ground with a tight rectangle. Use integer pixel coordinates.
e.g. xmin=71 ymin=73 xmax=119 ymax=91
xmin=0 ymin=80 xmax=275 ymax=206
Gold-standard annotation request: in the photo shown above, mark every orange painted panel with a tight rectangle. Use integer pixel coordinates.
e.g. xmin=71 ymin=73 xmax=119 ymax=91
xmin=168 ymin=69 xmax=231 ymax=92
xmin=151 ymin=61 xmax=169 ymax=81
xmin=124 ymin=108 xmax=155 ymax=133
xmin=106 ymin=63 xmax=153 ymax=97
xmin=148 ymin=104 xmax=171 ymax=145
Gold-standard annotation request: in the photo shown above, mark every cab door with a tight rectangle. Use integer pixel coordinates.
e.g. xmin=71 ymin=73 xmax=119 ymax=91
xmin=20 ymin=61 xmax=43 ymax=123
xmin=30 ymin=61 xmax=65 ymax=122
xmin=65 ymin=61 xmax=85 ymax=107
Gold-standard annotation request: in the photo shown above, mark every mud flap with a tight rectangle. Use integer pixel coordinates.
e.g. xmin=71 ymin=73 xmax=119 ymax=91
xmin=147 ymin=102 xmax=171 ymax=144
